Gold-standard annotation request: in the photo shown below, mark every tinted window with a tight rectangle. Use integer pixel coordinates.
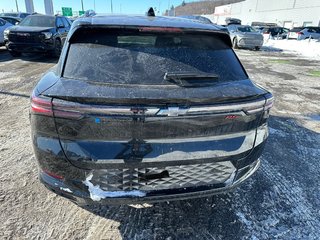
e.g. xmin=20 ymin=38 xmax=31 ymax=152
xmin=20 ymin=15 xmax=55 ymax=27
xmin=237 ymin=26 xmax=256 ymax=32
xmin=0 ymin=19 xmax=6 ymax=26
xmin=20 ymin=13 xmax=29 ymax=18
xmin=56 ymin=18 xmax=64 ymax=27
xmin=307 ymin=28 xmax=320 ymax=33
xmin=290 ymin=27 xmax=304 ymax=32
xmin=2 ymin=17 xmax=18 ymax=25
xmin=64 ymin=29 xmax=247 ymax=85
xmin=62 ymin=17 xmax=70 ymax=27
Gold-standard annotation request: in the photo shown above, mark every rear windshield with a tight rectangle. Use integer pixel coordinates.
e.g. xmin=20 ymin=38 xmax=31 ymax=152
xmin=20 ymin=15 xmax=55 ymax=27
xmin=290 ymin=27 xmax=304 ymax=32
xmin=63 ymin=28 xmax=247 ymax=85
xmin=237 ymin=26 xmax=256 ymax=32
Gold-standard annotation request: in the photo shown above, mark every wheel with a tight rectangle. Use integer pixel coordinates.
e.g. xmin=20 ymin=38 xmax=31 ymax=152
xmin=9 ymin=50 xmax=21 ymax=57
xmin=232 ymin=38 xmax=239 ymax=49
xmin=254 ymin=46 xmax=260 ymax=51
xmin=52 ymin=39 xmax=62 ymax=58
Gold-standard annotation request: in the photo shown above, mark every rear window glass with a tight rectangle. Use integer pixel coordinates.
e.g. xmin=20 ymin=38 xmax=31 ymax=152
xmin=20 ymin=16 xmax=55 ymax=27
xmin=63 ymin=29 xmax=247 ymax=85
xmin=237 ymin=26 xmax=256 ymax=32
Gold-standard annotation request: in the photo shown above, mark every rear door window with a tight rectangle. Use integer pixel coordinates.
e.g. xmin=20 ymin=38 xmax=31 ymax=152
xmin=63 ymin=28 xmax=247 ymax=85
xmin=0 ymin=19 xmax=5 ymax=26
xmin=62 ymin=17 xmax=70 ymax=28
xmin=56 ymin=18 xmax=64 ymax=28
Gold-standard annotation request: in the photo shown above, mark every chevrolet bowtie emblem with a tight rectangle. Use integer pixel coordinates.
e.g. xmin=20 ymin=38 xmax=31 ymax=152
xmin=156 ymin=107 xmax=188 ymax=117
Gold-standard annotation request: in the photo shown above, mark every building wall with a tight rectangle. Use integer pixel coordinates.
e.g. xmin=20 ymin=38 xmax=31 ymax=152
xmin=214 ymin=0 xmax=320 ymax=27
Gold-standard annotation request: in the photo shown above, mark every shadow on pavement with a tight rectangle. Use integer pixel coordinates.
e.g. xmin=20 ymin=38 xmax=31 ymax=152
xmin=0 ymin=91 xmax=30 ymax=99
xmin=79 ymin=115 xmax=320 ymax=239
xmin=0 ymin=47 xmax=58 ymax=63
xmin=261 ymin=46 xmax=283 ymax=52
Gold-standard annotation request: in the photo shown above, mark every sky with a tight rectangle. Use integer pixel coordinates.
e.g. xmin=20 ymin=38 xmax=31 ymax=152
xmin=0 ymin=0 xmax=195 ymax=15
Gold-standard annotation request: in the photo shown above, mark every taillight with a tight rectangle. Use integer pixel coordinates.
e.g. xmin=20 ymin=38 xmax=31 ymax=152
xmin=31 ymin=93 xmax=53 ymax=116
xmin=263 ymin=94 xmax=274 ymax=119
xmin=264 ymin=95 xmax=274 ymax=111
xmin=31 ymin=93 xmax=83 ymax=119
xmin=297 ymin=32 xmax=304 ymax=35
xmin=52 ymin=100 xmax=84 ymax=119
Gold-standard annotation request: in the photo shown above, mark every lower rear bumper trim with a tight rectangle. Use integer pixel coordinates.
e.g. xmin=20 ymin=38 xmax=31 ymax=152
xmin=40 ymin=159 xmax=260 ymax=205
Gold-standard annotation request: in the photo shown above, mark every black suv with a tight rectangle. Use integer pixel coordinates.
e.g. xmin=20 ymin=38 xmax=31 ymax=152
xmin=4 ymin=14 xmax=71 ymax=57
xmin=31 ymin=15 xmax=273 ymax=205
xmin=263 ymin=27 xmax=289 ymax=39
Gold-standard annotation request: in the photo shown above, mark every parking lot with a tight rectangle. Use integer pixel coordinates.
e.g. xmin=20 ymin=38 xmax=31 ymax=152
xmin=0 ymin=46 xmax=319 ymax=239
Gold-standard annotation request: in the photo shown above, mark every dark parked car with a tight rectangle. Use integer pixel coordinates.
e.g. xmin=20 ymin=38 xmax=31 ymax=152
xmin=262 ymin=27 xmax=289 ymax=39
xmin=0 ymin=12 xmax=30 ymax=19
xmin=4 ymin=14 xmax=71 ymax=57
xmin=31 ymin=15 xmax=273 ymax=205
xmin=0 ymin=16 xmax=21 ymax=25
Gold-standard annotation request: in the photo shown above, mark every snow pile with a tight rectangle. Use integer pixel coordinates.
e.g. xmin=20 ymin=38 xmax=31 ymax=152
xmin=263 ymin=39 xmax=320 ymax=60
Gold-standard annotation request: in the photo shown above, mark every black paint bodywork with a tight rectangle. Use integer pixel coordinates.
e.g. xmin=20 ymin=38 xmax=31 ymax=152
xmin=30 ymin=15 xmax=272 ymax=205
xmin=5 ymin=14 xmax=71 ymax=54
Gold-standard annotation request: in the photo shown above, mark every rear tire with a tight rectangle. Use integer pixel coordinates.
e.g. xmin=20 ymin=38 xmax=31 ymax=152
xmin=9 ymin=51 xmax=21 ymax=57
xmin=52 ymin=39 xmax=62 ymax=58
xmin=232 ymin=38 xmax=239 ymax=49
xmin=254 ymin=46 xmax=260 ymax=51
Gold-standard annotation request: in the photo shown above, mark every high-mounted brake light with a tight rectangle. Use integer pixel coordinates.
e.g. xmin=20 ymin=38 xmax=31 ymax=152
xmin=31 ymin=93 xmax=53 ymax=116
xmin=139 ymin=27 xmax=183 ymax=33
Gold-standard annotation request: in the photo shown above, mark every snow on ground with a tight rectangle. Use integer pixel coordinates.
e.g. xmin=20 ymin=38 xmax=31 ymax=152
xmin=263 ymin=38 xmax=320 ymax=60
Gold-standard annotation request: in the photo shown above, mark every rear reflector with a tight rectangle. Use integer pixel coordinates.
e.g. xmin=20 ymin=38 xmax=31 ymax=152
xmin=43 ymin=169 xmax=64 ymax=180
xmin=31 ymin=93 xmax=53 ymax=116
xmin=225 ymin=115 xmax=238 ymax=120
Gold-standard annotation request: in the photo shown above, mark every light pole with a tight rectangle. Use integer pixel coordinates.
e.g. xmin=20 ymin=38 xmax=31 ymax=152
xmin=81 ymin=0 xmax=84 ymax=11
xmin=110 ymin=0 xmax=113 ymax=14
xmin=15 ymin=0 xmax=19 ymax=12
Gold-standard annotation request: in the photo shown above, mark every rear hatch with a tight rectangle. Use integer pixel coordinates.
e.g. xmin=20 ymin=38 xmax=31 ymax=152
xmin=288 ymin=27 xmax=304 ymax=39
xmin=42 ymin=27 xmax=269 ymax=169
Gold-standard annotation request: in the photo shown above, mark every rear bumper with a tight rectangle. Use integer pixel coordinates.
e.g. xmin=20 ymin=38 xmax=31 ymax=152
xmin=5 ymin=41 xmax=55 ymax=53
xmin=38 ymin=136 xmax=267 ymax=205
xmin=34 ymin=124 xmax=269 ymax=205
xmin=40 ymin=158 xmax=261 ymax=205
